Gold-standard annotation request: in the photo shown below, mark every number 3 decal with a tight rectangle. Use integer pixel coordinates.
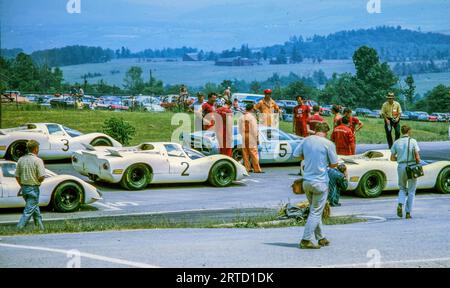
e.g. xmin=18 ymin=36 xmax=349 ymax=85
xmin=181 ymin=162 xmax=190 ymax=176
xmin=61 ymin=139 xmax=70 ymax=152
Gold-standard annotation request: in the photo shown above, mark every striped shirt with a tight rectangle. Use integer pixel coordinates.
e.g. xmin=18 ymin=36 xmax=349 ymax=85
xmin=15 ymin=153 xmax=46 ymax=186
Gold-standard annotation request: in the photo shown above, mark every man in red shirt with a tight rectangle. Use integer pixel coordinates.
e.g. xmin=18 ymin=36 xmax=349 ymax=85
xmin=331 ymin=116 xmax=355 ymax=156
xmin=307 ymin=105 xmax=324 ymax=135
xmin=202 ymin=93 xmax=217 ymax=131
xmin=293 ymin=95 xmax=311 ymax=137
xmin=342 ymin=108 xmax=363 ymax=154
xmin=216 ymin=100 xmax=233 ymax=157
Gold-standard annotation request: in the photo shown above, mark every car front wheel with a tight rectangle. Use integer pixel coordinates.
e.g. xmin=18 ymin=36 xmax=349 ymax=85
xmin=355 ymin=171 xmax=385 ymax=198
xmin=52 ymin=181 xmax=83 ymax=212
xmin=120 ymin=164 xmax=152 ymax=190
xmin=436 ymin=167 xmax=450 ymax=194
xmin=208 ymin=160 xmax=236 ymax=187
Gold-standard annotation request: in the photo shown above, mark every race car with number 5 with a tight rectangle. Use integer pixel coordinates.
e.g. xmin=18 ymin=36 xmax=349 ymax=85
xmin=72 ymin=142 xmax=248 ymax=190
xmin=188 ymin=126 xmax=304 ymax=164
xmin=0 ymin=123 xmax=121 ymax=161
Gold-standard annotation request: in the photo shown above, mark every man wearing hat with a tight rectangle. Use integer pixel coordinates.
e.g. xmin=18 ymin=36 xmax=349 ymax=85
xmin=381 ymin=92 xmax=402 ymax=148
xmin=254 ymin=89 xmax=281 ymax=127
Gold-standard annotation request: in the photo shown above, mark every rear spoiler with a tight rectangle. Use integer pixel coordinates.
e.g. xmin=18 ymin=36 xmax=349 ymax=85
xmin=106 ymin=149 xmax=122 ymax=157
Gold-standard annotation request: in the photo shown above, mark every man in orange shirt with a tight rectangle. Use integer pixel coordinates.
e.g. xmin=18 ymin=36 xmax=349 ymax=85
xmin=238 ymin=104 xmax=263 ymax=173
xmin=342 ymin=108 xmax=363 ymax=154
xmin=307 ymin=105 xmax=324 ymax=135
xmin=293 ymin=95 xmax=311 ymax=137
xmin=331 ymin=116 xmax=355 ymax=156
xmin=201 ymin=93 xmax=217 ymax=131
xmin=216 ymin=100 xmax=233 ymax=157
xmin=254 ymin=89 xmax=281 ymax=127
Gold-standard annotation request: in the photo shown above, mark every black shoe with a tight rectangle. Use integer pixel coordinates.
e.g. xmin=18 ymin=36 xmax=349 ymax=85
xmin=406 ymin=213 xmax=412 ymax=219
xmin=299 ymin=240 xmax=321 ymax=249
xmin=397 ymin=204 xmax=403 ymax=218
xmin=318 ymin=238 xmax=330 ymax=247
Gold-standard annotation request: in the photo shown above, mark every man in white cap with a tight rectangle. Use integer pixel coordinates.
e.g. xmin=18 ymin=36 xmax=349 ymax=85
xmin=381 ymin=92 xmax=402 ymax=148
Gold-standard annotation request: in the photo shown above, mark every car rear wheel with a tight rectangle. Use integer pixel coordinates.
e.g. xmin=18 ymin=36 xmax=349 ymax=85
xmin=355 ymin=171 xmax=384 ymax=198
xmin=90 ymin=137 xmax=113 ymax=147
xmin=436 ymin=167 xmax=450 ymax=194
xmin=120 ymin=164 xmax=152 ymax=190
xmin=208 ymin=160 xmax=236 ymax=187
xmin=7 ymin=141 xmax=28 ymax=162
xmin=52 ymin=181 xmax=83 ymax=213
xmin=232 ymin=148 xmax=243 ymax=164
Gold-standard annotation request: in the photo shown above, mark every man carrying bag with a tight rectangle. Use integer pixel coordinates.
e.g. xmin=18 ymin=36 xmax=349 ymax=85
xmin=390 ymin=125 xmax=423 ymax=219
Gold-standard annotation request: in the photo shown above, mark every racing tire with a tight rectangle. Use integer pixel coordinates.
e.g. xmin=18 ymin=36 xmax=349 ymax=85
xmin=436 ymin=166 xmax=450 ymax=194
xmin=6 ymin=141 xmax=28 ymax=162
xmin=232 ymin=148 xmax=244 ymax=164
xmin=208 ymin=160 xmax=236 ymax=187
xmin=355 ymin=171 xmax=385 ymax=198
xmin=52 ymin=181 xmax=83 ymax=213
xmin=120 ymin=164 xmax=152 ymax=190
xmin=90 ymin=137 xmax=113 ymax=147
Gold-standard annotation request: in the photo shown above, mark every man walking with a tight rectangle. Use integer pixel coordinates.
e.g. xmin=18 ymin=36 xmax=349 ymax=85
xmin=390 ymin=125 xmax=421 ymax=219
xmin=15 ymin=140 xmax=46 ymax=230
xmin=239 ymin=104 xmax=263 ymax=173
xmin=293 ymin=95 xmax=311 ymax=137
xmin=293 ymin=122 xmax=338 ymax=249
xmin=331 ymin=116 xmax=355 ymax=156
xmin=382 ymin=92 xmax=402 ymax=148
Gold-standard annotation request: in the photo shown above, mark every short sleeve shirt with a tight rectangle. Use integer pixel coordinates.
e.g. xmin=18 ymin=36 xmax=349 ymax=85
xmin=293 ymin=135 xmax=339 ymax=183
xmin=15 ymin=153 xmax=46 ymax=186
xmin=382 ymin=101 xmax=402 ymax=118
xmin=391 ymin=136 xmax=420 ymax=164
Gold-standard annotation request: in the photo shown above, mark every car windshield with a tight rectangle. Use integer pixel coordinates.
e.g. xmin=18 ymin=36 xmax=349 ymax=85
xmin=46 ymin=124 xmax=65 ymax=136
xmin=1 ymin=163 xmax=17 ymax=178
xmin=164 ymin=144 xmax=185 ymax=158
xmin=184 ymin=148 xmax=205 ymax=160
xmin=63 ymin=126 xmax=83 ymax=137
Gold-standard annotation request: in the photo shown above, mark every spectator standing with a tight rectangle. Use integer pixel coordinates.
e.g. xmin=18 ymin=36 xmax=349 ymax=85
xmin=331 ymin=116 xmax=355 ymax=156
xmin=223 ymin=86 xmax=231 ymax=101
xmin=238 ymin=104 xmax=263 ymax=173
xmin=331 ymin=105 xmax=342 ymax=129
xmin=328 ymin=164 xmax=348 ymax=207
xmin=382 ymin=92 xmax=402 ymax=148
xmin=342 ymin=108 xmax=363 ymax=154
xmin=293 ymin=122 xmax=338 ymax=249
xmin=293 ymin=95 xmax=311 ymax=137
xmin=216 ymin=100 xmax=233 ymax=157
xmin=15 ymin=140 xmax=46 ymax=231
xmin=201 ymin=93 xmax=217 ymax=131
xmin=307 ymin=105 xmax=324 ymax=135
xmin=254 ymin=89 xmax=281 ymax=127
xmin=390 ymin=125 xmax=421 ymax=219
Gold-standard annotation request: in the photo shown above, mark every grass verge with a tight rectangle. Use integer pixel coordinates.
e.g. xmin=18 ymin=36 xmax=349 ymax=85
xmin=0 ymin=208 xmax=366 ymax=236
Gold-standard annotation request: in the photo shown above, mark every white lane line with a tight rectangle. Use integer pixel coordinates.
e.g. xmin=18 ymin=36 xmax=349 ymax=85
xmin=318 ymin=256 xmax=450 ymax=268
xmin=0 ymin=243 xmax=159 ymax=268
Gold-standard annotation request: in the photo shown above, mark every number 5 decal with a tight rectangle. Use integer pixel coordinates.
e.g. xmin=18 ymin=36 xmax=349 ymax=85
xmin=279 ymin=143 xmax=288 ymax=158
xmin=181 ymin=162 xmax=190 ymax=176
xmin=61 ymin=139 xmax=70 ymax=152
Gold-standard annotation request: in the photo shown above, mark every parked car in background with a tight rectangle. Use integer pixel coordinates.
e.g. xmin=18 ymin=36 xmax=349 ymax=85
xmin=355 ymin=108 xmax=372 ymax=117
xmin=277 ymin=100 xmax=297 ymax=122
xmin=428 ymin=113 xmax=438 ymax=122
xmin=367 ymin=110 xmax=382 ymax=118
xmin=431 ymin=113 xmax=447 ymax=122
xmin=416 ymin=111 xmax=430 ymax=121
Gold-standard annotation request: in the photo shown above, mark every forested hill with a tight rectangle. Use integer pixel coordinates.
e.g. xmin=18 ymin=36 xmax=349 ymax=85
xmin=261 ymin=26 xmax=450 ymax=62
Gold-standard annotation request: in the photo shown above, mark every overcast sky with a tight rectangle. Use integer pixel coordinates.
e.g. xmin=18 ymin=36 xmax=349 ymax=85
xmin=1 ymin=0 xmax=450 ymax=52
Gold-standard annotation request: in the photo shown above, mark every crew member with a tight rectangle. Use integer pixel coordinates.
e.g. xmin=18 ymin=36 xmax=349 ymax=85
xmin=331 ymin=105 xmax=342 ymax=129
xmin=239 ymin=104 xmax=263 ymax=173
xmin=331 ymin=116 xmax=355 ymax=156
xmin=307 ymin=105 xmax=324 ymax=135
xmin=254 ymin=89 xmax=281 ymax=127
xmin=293 ymin=95 xmax=311 ymax=137
xmin=202 ymin=93 xmax=217 ymax=131
xmin=217 ymin=100 xmax=233 ymax=157
xmin=342 ymin=108 xmax=363 ymax=154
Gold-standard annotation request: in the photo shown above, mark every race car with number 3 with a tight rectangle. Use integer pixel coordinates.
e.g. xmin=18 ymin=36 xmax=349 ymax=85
xmin=0 ymin=160 xmax=101 ymax=212
xmin=72 ymin=142 xmax=248 ymax=190
xmin=188 ymin=126 xmax=304 ymax=164
xmin=0 ymin=123 xmax=121 ymax=161
xmin=341 ymin=150 xmax=450 ymax=198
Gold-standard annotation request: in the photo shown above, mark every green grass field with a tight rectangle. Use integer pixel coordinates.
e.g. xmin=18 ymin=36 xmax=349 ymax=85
xmin=2 ymin=106 xmax=449 ymax=145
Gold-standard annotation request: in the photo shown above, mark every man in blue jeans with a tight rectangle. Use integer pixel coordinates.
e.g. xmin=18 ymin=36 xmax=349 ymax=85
xmin=293 ymin=122 xmax=339 ymax=249
xmin=390 ymin=125 xmax=421 ymax=219
xmin=15 ymin=140 xmax=46 ymax=230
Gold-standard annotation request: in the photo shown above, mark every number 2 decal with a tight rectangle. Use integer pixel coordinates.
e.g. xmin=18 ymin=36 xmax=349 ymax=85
xmin=181 ymin=162 xmax=190 ymax=176
xmin=61 ymin=139 xmax=70 ymax=152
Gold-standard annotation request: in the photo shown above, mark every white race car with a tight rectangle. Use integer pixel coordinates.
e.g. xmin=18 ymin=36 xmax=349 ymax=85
xmin=342 ymin=150 xmax=450 ymax=198
xmin=0 ymin=123 xmax=122 ymax=161
xmin=72 ymin=142 xmax=248 ymax=190
xmin=0 ymin=160 xmax=102 ymax=212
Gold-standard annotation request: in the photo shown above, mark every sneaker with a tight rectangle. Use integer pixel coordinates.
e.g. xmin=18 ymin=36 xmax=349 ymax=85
xmin=299 ymin=240 xmax=321 ymax=249
xmin=406 ymin=213 xmax=412 ymax=219
xmin=318 ymin=238 xmax=330 ymax=247
xmin=397 ymin=204 xmax=403 ymax=218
